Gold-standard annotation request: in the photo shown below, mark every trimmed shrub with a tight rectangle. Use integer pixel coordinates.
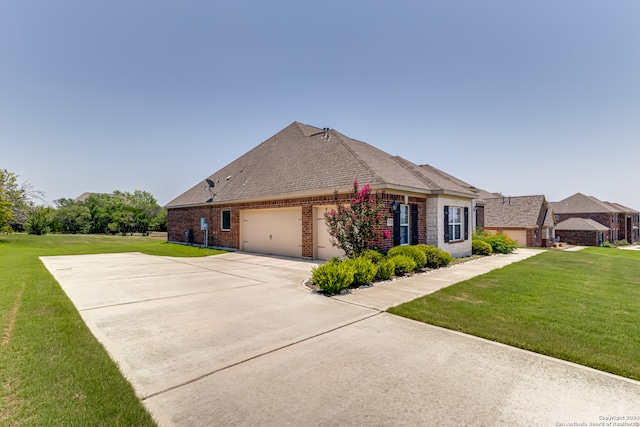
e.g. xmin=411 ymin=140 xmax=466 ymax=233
xmin=387 ymin=245 xmax=427 ymax=269
xmin=311 ymin=262 xmax=355 ymax=295
xmin=472 ymin=239 xmax=492 ymax=256
xmin=375 ymin=258 xmax=395 ymax=280
xmin=419 ymin=244 xmax=452 ymax=268
xmin=601 ymin=242 xmax=612 ymax=248
xmin=362 ymin=249 xmax=384 ymax=264
xmin=615 ymin=239 xmax=630 ymax=247
xmin=344 ymin=257 xmax=377 ymax=286
xmin=389 ymin=254 xmax=416 ymax=275
xmin=485 ymin=233 xmax=518 ymax=254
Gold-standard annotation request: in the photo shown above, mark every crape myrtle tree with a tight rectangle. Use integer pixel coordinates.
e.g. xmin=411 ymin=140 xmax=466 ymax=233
xmin=325 ymin=181 xmax=390 ymax=258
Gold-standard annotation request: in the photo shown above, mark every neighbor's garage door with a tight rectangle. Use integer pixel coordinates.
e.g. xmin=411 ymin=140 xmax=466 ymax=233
xmin=504 ymin=229 xmax=527 ymax=246
xmin=241 ymin=208 xmax=302 ymax=257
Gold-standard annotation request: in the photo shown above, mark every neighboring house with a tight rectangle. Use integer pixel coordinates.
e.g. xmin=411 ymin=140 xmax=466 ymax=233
xmin=555 ymin=217 xmax=609 ymax=246
xmin=549 ymin=193 xmax=639 ymax=244
xmin=166 ymin=122 xmax=477 ymax=259
xmin=482 ymin=195 xmax=554 ymax=247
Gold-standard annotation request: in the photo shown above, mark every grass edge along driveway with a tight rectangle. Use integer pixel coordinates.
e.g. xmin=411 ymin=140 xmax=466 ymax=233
xmin=0 ymin=233 xmax=225 ymax=427
xmin=389 ymin=247 xmax=640 ymax=382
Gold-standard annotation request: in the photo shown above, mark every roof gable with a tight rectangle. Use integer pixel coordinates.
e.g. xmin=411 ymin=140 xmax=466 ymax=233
xmin=550 ymin=193 xmax=619 ymax=214
xmin=166 ymin=122 xmax=476 ymax=207
xmin=483 ymin=195 xmax=547 ymax=227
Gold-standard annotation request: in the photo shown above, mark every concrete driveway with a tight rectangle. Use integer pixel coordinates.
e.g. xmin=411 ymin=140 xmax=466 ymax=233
xmin=41 ymin=251 xmax=640 ymax=426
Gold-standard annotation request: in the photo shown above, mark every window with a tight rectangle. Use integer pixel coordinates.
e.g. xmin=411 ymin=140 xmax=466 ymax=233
xmin=554 ymin=214 xmax=560 ymax=221
xmin=221 ymin=210 xmax=231 ymax=231
xmin=400 ymin=205 xmax=409 ymax=245
xmin=448 ymin=207 xmax=462 ymax=241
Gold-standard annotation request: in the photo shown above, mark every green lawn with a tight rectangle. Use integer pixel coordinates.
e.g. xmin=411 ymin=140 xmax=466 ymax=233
xmin=0 ymin=233 xmax=225 ymax=426
xmin=389 ymin=248 xmax=640 ymax=381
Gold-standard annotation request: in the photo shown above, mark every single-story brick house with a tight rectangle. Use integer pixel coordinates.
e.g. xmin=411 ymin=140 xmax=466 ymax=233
xmin=555 ymin=217 xmax=609 ymax=246
xmin=549 ymin=193 xmax=639 ymax=244
xmin=166 ymin=122 xmax=477 ymax=259
xmin=482 ymin=195 xmax=554 ymax=247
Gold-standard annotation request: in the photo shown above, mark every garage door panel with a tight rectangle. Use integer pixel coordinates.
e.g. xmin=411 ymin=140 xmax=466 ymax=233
xmin=241 ymin=208 xmax=302 ymax=258
xmin=314 ymin=206 xmax=345 ymax=260
xmin=504 ymin=230 xmax=527 ymax=246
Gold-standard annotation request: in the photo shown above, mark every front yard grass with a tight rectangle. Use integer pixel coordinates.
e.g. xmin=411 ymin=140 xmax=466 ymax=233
xmin=0 ymin=233 xmax=224 ymax=426
xmin=388 ymin=248 xmax=640 ymax=381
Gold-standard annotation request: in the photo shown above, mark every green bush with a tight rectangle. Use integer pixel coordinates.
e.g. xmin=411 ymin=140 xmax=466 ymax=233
xmin=615 ymin=239 xmax=630 ymax=247
xmin=344 ymin=257 xmax=377 ymax=286
xmin=375 ymin=258 xmax=395 ymax=280
xmin=362 ymin=249 xmax=384 ymax=264
xmin=472 ymin=240 xmax=492 ymax=256
xmin=387 ymin=245 xmax=427 ymax=269
xmin=389 ymin=254 xmax=417 ymax=275
xmin=474 ymin=230 xmax=517 ymax=254
xmin=419 ymin=244 xmax=452 ymax=268
xmin=601 ymin=242 xmax=612 ymax=248
xmin=311 ymin=261 xmax=355 ymax=295
xmin=485 ymin=233 xmax=518 ymax=254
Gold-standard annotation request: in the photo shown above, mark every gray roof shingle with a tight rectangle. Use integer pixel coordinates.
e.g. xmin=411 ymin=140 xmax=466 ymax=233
xmin=550 ymin=193 xmax=620 ymax=214
xmin=483 ymin=195 xmax=546 ymax=227
xmin=556 ymin=217 xmax=610 ymax=231
xmin=166 ymin=122 xmax=476 ymax=208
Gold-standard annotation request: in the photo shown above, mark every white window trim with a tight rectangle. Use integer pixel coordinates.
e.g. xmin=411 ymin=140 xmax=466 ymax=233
xmin=400 ymin=204 xmax=410 ymax=245
xmin=448 ymin=207 xmax=462 ymax=242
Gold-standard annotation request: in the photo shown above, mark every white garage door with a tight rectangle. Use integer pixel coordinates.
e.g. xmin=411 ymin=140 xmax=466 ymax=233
xmin=314 ymin=206 xmax=345 ymax=260
xmin=241 ymin=208 xmax=302 ymax=257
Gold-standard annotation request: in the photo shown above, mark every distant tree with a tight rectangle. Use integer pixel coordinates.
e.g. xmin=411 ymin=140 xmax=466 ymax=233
xmin=25 ymin=206 xmax=53 ymax=235
xmin=0 ymin=197 xmax=13 ymax=233
xmin=83 ymin=190 xmax=165 ymax=235
xmin=150 ymin=208 xmax=167 ymax=232
xmin=0 ymin=169 xmax=45 ymax=232
xmin=85 ymin=193 xmax=114 ymax=234
xmin=52 ymin=198 xmax=91 ymax=234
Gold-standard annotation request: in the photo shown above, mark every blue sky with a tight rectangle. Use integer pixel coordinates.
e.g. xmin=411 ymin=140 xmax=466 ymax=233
xmin=2 ymin=1 xmax=639 ymax=209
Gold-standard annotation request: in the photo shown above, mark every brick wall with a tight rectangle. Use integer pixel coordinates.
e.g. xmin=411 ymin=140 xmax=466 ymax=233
xmin=168 ymin=192 xmax=428 ymax=258
xmin=556 ymin=229 xmax=600 ymax=246
xmin=556 ymin=213 xmax=614 ymax=242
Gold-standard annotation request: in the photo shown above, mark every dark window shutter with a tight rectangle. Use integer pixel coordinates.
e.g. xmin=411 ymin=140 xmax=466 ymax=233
xmin=464 ymin=207 xmax=469 ymax=240
xmin=411 ymin=204 xmax=419 ymax=244
xmin=393 ymin=208 xmax=401 ymax=246
xmin=444 ymin=205 xmax=450 ymax=243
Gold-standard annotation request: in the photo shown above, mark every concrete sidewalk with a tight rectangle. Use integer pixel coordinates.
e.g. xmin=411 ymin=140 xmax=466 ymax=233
xmin=332 ymin=248 xmax=543 ymax=310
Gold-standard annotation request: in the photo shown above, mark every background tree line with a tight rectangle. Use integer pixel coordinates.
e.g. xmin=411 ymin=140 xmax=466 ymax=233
xmin=1 ymin=169 xmax=167 ymax=236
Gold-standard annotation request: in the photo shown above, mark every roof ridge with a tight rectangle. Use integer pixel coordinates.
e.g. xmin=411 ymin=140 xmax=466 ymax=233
xmin=330 ymin=129 xmax=386 ymax=185
xmin=420 ymin=163 xmax=474 ymax=189
xmin=392 ymin=156 xmax=440 ymax=189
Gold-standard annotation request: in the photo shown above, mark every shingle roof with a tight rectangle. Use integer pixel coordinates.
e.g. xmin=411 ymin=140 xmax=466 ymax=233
xmin=549 ymin=193 xmax=619 ymax=214
xmin=166 ymin=122 xmax=476 ymax=208
xmin=483 ymin=195 xmax=546 ymax=227
xmin=556 ymin=217 xmax=610 ymax=231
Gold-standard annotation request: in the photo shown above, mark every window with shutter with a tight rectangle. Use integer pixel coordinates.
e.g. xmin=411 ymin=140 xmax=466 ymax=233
xmin=446 ymin=206 xmax=463 ymax=242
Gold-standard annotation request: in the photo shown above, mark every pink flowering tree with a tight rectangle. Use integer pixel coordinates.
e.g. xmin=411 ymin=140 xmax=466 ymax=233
xmin=325 ymin=181 xmax=389 ymax=258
